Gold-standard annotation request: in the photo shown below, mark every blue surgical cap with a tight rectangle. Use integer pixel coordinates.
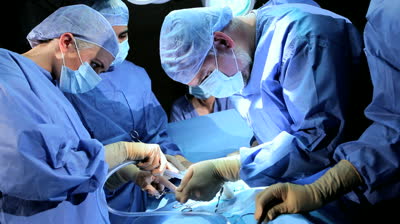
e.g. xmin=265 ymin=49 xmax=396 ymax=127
xmin=92 ymin=0 xmax=129 ymax=26
xmin=265 ymin=0 xmax=320 ymax=7
xmin=27 ymin=4 xmax=119 ymax=58
xmin=159 ymin=7 xmax=233 ymax=84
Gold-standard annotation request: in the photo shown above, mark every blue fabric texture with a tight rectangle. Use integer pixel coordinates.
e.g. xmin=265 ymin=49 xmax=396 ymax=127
xmin=169 ymin=94 xmax=234 ymax=122
xmin=64 ymin=60 xmax=180 ymax=155
xmin=0 ymin=48 xmax=109 ymax=223
xmin=229 ymin=3 xmax=365 ymax=186
xmin=263 ymin=0 xmax=320 ymax=7
xmin=64 ymin=60 xmax=181 ymax=223
xmin=92 ymin=0 xmax=129 ymax=26
xmin=26 ymin=4 xmax=118 ymax=58
xmin=334 ymin=0 xmax=400 ymax=205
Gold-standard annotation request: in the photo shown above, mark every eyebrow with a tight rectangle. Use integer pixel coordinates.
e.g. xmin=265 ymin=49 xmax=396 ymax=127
xmin=119 ymin=30 xmax=129 ymax=37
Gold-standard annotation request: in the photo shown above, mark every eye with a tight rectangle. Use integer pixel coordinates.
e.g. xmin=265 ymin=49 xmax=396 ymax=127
xmin=200 ymin=71 xmax=212 ymax=84
xmin=90 ymin=62 xmax=101 ymax=69
xmin=119 ymin=32 xmax=128 ymax=39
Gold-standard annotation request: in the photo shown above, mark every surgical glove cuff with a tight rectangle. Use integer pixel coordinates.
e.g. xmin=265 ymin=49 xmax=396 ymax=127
xmin=212 ymin=156 xmax=241 ymax=182
xmin=125 ymin=142 xmax=147 ymax=160
xmin=104 ymin=141 xmax=149 ymax=169
xmin=311 ymin=160 xmax=363 ymax=204
xmin=104 ymin=141 xmax=129 ymax=169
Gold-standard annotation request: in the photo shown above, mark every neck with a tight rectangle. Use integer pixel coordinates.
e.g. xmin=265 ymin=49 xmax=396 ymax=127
xmin=22 ymin=44 xmax=57 ymax=79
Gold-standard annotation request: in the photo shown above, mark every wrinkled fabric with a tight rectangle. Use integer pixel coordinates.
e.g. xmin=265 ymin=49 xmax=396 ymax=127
xmin=229 ymin=3 xmax=366 ymax=186
xmin=0 ymin=49 xmax=109 ymax=223
xmin=92 ymin=0 xmax=129 ymax=26
xmin=160 ymin=7 xmax=233 ymax=84
xmin=334 ymin=0 xmax=400 ymax=205
xmin=169 ymin=94 xmax=234 ymax=122
xmin=64 ymin=60 xmax=181 ymax=223
xmin=27 ymin=4 xmax=118 ymax=58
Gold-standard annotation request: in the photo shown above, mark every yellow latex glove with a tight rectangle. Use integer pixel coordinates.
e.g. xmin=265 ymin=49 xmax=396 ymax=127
xmin=104 ymin=141 xmax=167 ymax=175
xmin=106 ymin=164 xmax=176 ymax=197
xmin=255 ymin=160 xmax=363 ymax=223
xmin=175 ymin=156 xmax=241 ymax=203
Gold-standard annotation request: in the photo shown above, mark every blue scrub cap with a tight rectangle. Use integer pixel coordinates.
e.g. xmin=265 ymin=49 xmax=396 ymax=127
xmin=159 ymin=7 xmax=233 ymax=84
xmin=265 ymin=0 xmax=320 ymax=7
xmin=27 ymin=4 xmax=119 ymax=58
xmin=92 ymin=0 xmax=129 ymax=26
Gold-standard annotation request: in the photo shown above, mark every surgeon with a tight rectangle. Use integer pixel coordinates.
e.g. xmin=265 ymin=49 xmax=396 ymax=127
xmin=0 ymin=5 xmax=168 ymax=224
xmin=63 ymin=1 xmax=192 ymax=223
xmin=169 ymin=85 xmax=234 ymax=122
xmin=159 ymin=0 xmax=369 ymax=204
xmin=254 ymin=0 xmax=400 ymax=222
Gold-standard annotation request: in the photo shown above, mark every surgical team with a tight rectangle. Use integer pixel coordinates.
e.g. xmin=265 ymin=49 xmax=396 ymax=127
xmin=0 ymin=0 xmax=398 ymax=223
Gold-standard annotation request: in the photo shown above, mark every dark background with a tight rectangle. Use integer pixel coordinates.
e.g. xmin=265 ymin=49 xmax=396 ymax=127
xmin=0 ymin=0 xmax=372 ymax=118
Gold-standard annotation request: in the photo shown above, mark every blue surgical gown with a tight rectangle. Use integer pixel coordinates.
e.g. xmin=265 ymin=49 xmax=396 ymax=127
xmin=0 ymin=49 xmax=110 ymax=223
xmin=231 ymin=2 xmax=366 ymax=186
xmin=64 ymin=60 xmax=182 ymax=224
xmin=334 ymin=0 xmax=400 ymax=205
xmin=169 ymin=94 xmax=233 ymax=122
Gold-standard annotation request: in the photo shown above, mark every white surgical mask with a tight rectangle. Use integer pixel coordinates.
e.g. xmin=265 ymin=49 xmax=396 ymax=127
xmin=59 ymin=40 xmax=102 ymax=94
xmin=198 ymin=47 xmax=244 ymax=98
xmin=111 ymin=39 xmax=129 ymax=66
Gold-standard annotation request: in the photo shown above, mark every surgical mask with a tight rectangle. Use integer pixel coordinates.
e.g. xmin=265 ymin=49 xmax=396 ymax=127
xmin=59 ymin=40 xmax=102 ymax=94
xmin=198 ymin=47 xmax=244 ymax=98
xmin=189 ymin=86 xmax=211 ymax=99
xmin=111 ymin=39 xmax=129 ymax=66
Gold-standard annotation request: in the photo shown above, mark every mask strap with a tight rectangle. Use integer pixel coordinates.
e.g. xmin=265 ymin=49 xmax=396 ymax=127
xmin=72 ymin=38 xmax=84 ymax=64
xmin=61 ymin=50 xmax=66 ymax=66
xmin=231 ymin=48 xmax=240 ymax=72
xmin=212 ymin=45 xmax=219 ymax=70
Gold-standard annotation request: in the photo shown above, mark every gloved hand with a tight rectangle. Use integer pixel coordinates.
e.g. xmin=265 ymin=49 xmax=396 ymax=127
xmin=105 ymin=164 xmax=176 ymax=197
xmin=175 ymin=156 xmax=241 ymax=203
xmin=166 ymin=154 xmax=193 ymax=171
xmin=255 ymin=160 xmax=363 ymax=223
xmin=226 ymin=150 xmax=239 ymax=157
xmin=104 ymin=141 xmax=167 ymax=175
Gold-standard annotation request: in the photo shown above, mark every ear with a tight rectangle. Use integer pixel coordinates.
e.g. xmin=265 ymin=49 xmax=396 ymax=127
xmin=58 ymin=33 xmax=75 ymax=54
xmin=213 ymin=31 xmax=235 ymax=50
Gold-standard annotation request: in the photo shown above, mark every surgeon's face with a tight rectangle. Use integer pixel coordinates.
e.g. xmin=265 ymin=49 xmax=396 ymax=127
xmin=188 ymin=45 xmax=252 ymax=86
xmin=63 ymin=45 xmax=114 ymax=74
xmin=113 ymin=26 xmax=129 ymax=43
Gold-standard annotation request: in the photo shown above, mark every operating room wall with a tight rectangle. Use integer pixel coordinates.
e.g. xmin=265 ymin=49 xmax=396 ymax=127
xmin=0 ymin=0 xmax=372 ymax=123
